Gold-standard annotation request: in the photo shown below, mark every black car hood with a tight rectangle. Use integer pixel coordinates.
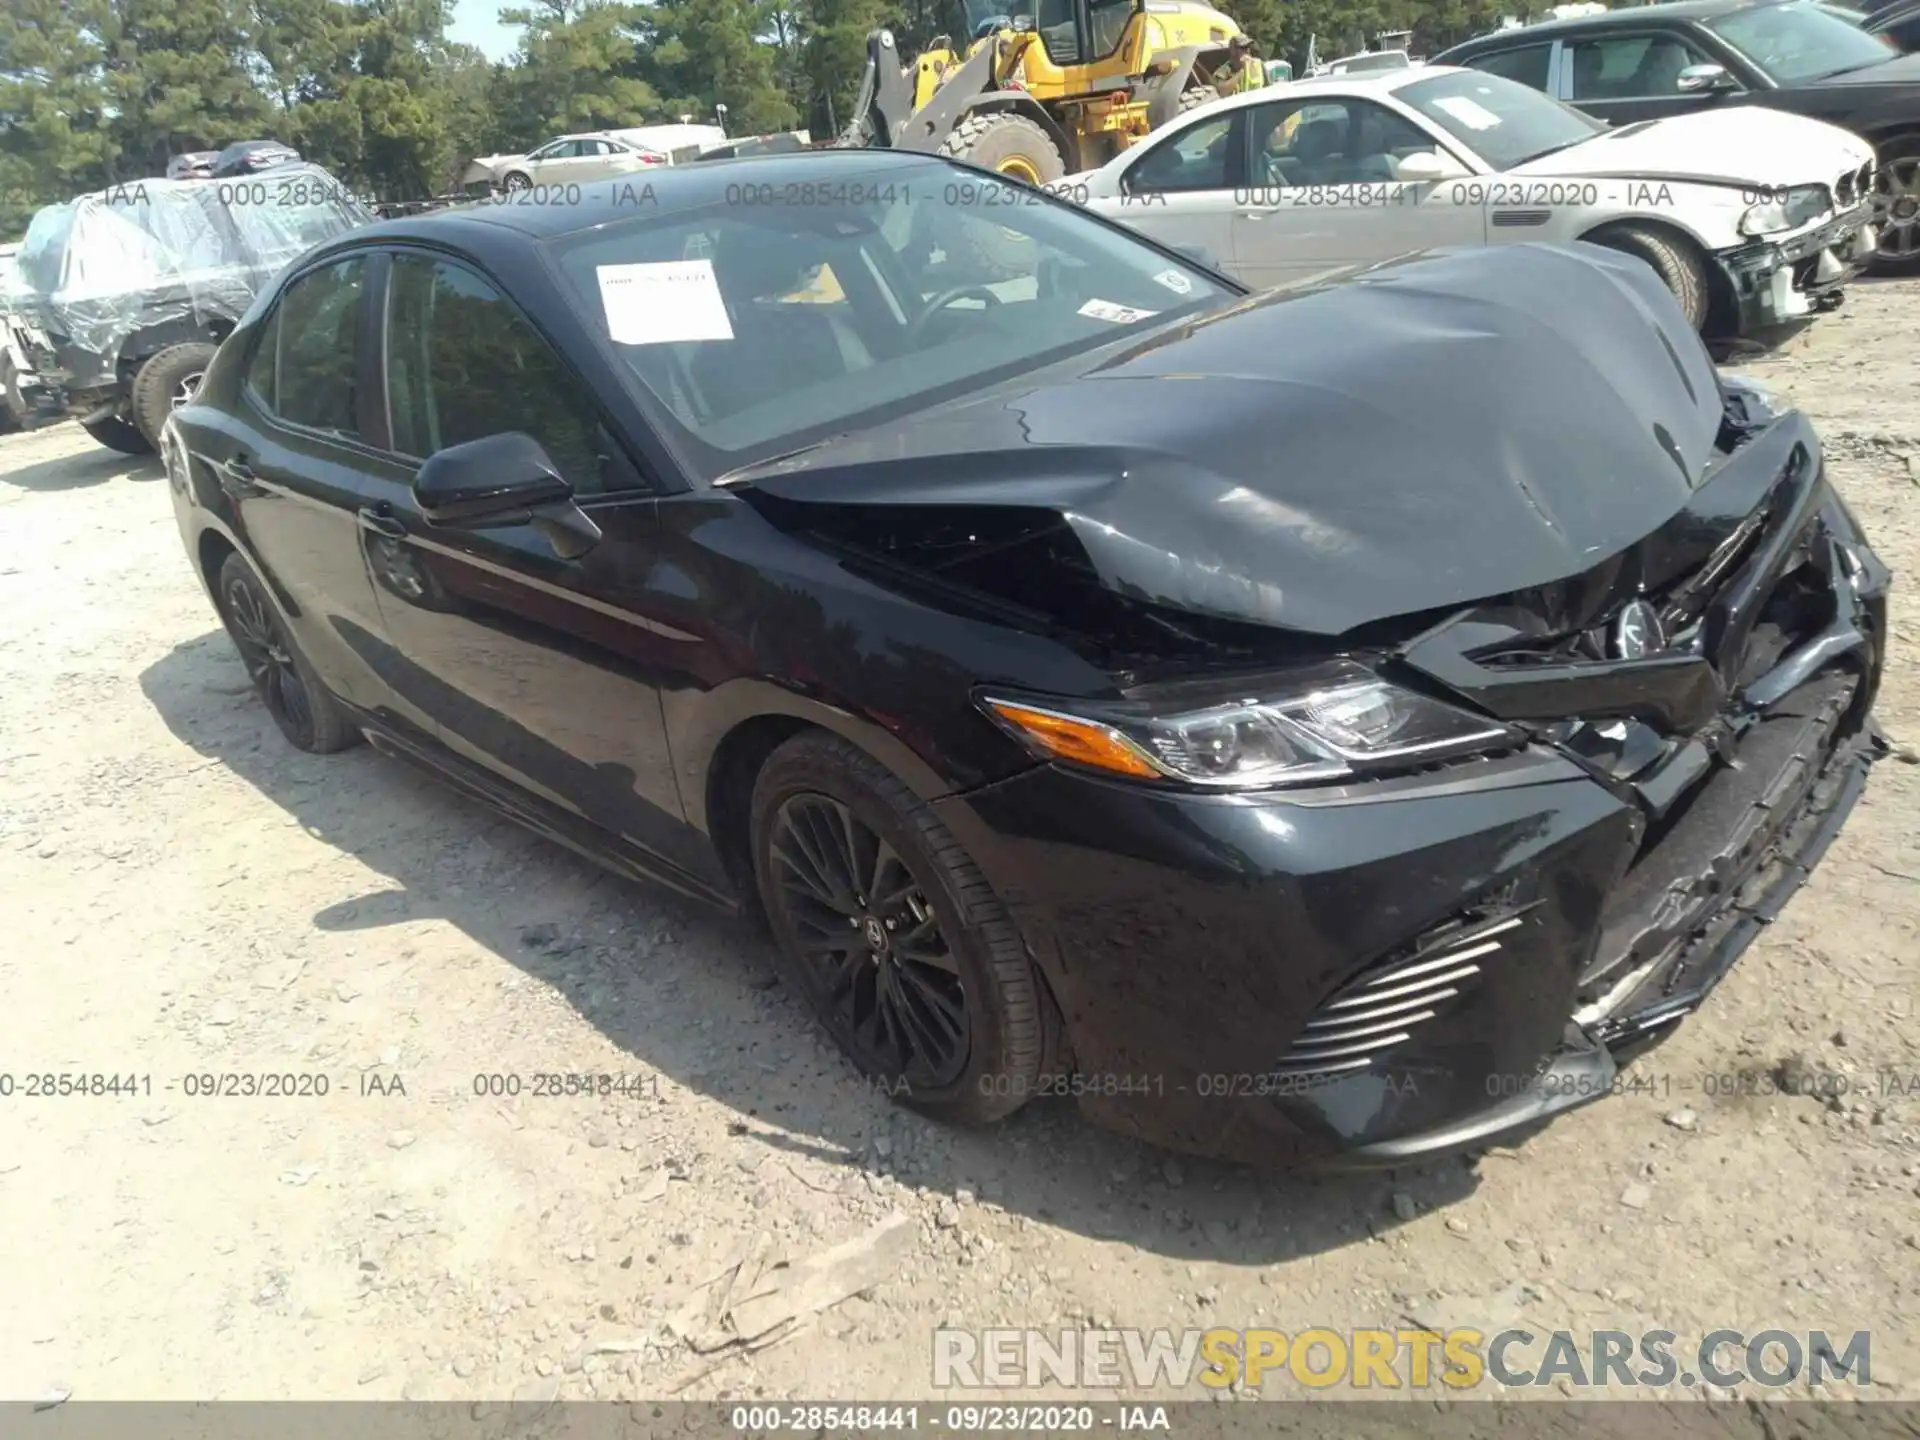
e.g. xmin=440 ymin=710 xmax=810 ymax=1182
xmin=734 ymin=241 xmax=1725 ymax=638
xmin=1805 ymin=49 xmax=1920 ymax=84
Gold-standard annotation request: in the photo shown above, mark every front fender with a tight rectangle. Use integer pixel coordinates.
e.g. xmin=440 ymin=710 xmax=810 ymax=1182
xmin=671 ymin=676 xmax=972 ymax=840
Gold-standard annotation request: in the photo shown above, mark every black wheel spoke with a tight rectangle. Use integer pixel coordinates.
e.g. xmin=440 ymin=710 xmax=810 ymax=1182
xmin=893 ymin=968 xmax=964 ymax=1061
xmin=893 ymin=915 xmax=959 ymax=973
xmin=867 ymin=839 xmax=913 ymax=913
xmin=767 ymin=794 xmax=972 ymax=1087
xmin=774 ymin=836 xmax=847 ymax=915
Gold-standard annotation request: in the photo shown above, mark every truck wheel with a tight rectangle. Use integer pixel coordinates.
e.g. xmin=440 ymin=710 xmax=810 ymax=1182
xmin=937 ymin=114 xmax=1066 ymax=279
xmin=80 ymin=416 xmax=154 ymax=454
xmin=1870 ymin=137 xmax=1920 ymax=274
xmin=131 ymin=342 xmax=218 ymax=447
xmin=1587 ymin=223 xmax=1709 ymax=332
xmin=941 ymin=111 xmax=1067 ymax=188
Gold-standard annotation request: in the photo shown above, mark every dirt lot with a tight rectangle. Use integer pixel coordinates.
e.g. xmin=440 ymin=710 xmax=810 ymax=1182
xmin=1 ymin=282 xmax=1916 ymax=1409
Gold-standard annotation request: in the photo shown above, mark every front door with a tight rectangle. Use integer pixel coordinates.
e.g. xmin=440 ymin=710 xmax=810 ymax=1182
xmin=1101 ymin=109 xmax=1243 ymax=275
xmin=354 ymin=249 xmax=719 ymax=891
xmin=1560 ymin=30 xmax=1743 ymax=124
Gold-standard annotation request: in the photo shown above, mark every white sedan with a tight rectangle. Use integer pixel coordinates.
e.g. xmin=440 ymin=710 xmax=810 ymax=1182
xmin=462 ymin=127 xmax=721 ymax=193
xmin=1066 ymin=65 xmax=1878 ymax=336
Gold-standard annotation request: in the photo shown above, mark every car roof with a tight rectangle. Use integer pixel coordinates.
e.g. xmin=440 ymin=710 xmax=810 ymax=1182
xmin=326 ymin=149 xmax=944 ymax=247
xmin=1178 ymin=64 xmax=1471 ymax=114
xmin=1448 ymin=0 xmax=1791 ymax=45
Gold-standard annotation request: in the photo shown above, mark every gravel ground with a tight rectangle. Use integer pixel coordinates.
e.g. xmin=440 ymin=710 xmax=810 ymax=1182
xmin=0 ymin=280 xmax=1916 ymax=1407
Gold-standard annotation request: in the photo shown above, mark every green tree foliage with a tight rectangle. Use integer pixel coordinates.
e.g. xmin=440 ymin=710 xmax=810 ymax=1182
xmin=0 ymin=0 xmax=1522 ymax=238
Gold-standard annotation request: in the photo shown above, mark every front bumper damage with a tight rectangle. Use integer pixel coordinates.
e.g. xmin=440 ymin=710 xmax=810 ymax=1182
xmin=933 ymin=400 xmax=1890 ymax=1166
xmin=1716 ymin=204 xmax=1876 ymax=331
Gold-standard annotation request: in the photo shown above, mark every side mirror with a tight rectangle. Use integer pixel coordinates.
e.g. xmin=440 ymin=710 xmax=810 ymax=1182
xmin=1676 ymin=62 xmax=1736 ymax=92
xmin=414 ymin=430 xmax=605 ymax=559
xmin=1396 ymin=150 xmax=1469 ymax=181
xmin=413 ymin=431 xmax=572 ymax=524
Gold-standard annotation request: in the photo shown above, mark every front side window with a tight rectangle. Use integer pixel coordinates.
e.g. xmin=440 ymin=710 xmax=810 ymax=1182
xmin=1033 ymin=0 xmax=1083 ymax=63
xmin=1397 ymin=70 xmax=1604 ymax=170
xmin=1245 ymin=98 xmax=1439 ymax=187
xmin=259 ymin=256 xmax=366 ymax=437
xmin=1087 ymin=0 xmax=1136 ymax=57
xmin=1123 ymin=113 xmax=1238 ymax=194
xmin=1707 ymin=0 xmax=1893 ymax=79
xmin=384 ymin=254 xmax=610 ymax=491
xmin=1565 ymin=33 xmax=1715 ymax=99
xmin=546 ymin=160 xmax=1233 ymax=479
xmin=1467 ymin=42 xmax=1554 ymax=92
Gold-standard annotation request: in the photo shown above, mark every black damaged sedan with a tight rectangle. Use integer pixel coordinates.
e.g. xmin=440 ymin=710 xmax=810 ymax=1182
xmin=164 ymin=152 xmax=1891 ymax=1165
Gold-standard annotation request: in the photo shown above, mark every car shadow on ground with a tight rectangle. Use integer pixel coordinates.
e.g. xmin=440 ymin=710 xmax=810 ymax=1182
xmin=0 ymin=441 xmax=161 ymax=492
xmin=139 ymin=630 xmax=1480 ymax=1268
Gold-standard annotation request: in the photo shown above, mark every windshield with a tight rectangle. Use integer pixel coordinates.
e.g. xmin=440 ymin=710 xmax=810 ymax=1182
xmin=1397 ymin=70 xmax=1605 ymax=170
xmin=1340 ymin=52 xmax=1410 ymax=71
xmin=1707 ymin=0 xmax=1894 ymax=79
xmin=548 ymin=162 xmax=1233 ymax=481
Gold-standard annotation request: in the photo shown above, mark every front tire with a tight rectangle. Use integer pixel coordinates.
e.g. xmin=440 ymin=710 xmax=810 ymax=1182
xmin=750 ymin=731 xmax=1044 ymax=1124
xmin=501 ymin=171 xmax=532 ymax=193
xmin=80 ymin=415 xmax=153 ymax=454
xmin=214 ymin=551 xmax=360 ymax=754
xmin=131 ymin=342 xmax=217 ymax=447
xmin=1587 ymin=222 xmax=1709 ymax=332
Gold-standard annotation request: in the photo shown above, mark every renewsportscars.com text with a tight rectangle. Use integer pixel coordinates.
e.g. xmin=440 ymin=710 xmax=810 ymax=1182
xmin=932 ymin=1327 xmax=1873 ymax=1391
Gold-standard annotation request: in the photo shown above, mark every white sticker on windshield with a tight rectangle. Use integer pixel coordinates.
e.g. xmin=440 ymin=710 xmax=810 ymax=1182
xmin=596 ymin=259 xmax=734 ymax=345
xmin=1079 ymin=298 xmax=1159 ymax=324
xmin=1430 ymin=95 xmax=1503 ymax=131
xmin=1152 ymin=269 xmax=1194 ymax=295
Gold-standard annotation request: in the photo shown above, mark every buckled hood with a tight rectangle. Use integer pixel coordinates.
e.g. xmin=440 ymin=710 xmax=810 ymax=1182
xmin=734 ymin=241 xmax=1725 ymax=638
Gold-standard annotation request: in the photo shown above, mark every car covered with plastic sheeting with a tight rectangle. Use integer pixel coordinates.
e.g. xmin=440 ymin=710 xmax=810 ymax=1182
xmin=6 ymin=163 xmax=371 ymax=453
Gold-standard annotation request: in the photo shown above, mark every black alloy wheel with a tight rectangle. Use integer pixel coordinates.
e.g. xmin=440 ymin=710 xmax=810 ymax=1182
xmin=214 ymin=552 xmax=359 ymax=753
xmin=749 ymin=730 xmax=1046 ymax=1123
xmin=769 ymin=792 xmax=970 ymax=1087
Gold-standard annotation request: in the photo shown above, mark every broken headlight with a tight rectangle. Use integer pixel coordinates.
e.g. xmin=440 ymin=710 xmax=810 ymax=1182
xmin=982 ymin=662 xmax=1517 ymax=789
xmin=1739 ymin=185 xmax=1830 ymax=237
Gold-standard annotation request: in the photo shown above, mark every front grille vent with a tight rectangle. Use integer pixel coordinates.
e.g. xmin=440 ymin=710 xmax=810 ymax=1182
xmin=1271 ymin=910 xmax=1531 ymax=1079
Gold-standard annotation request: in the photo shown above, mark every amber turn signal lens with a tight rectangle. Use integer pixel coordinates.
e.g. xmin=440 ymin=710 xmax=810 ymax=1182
xmin=985 ymin=701 xmax=1163 ymax=779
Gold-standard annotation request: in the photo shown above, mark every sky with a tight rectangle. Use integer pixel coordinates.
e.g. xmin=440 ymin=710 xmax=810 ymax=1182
xmin=447 ymin=0 xmax=524 ymax=61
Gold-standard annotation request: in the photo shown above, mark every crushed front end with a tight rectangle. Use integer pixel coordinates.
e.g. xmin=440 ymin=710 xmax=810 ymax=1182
xmin=1715 ymin=171 xmax=1878 ymax=331
xmin=1331 ymin=377 xmax=1890 ymax=1160
xmin=929 ymin=378 xmax=1889 ymax=1165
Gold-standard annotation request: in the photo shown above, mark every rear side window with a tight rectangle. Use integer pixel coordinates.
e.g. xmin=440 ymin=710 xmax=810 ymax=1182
xmin=1468 ymin=43 xmax=1554 ymax=91
xmin=250 ymin=256 xmax=366 ymax=438
xmin=383 ymin=253 xmax=611 ymax=491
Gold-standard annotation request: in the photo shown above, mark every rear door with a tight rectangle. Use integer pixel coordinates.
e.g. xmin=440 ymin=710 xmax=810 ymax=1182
xmin=351 ymin=247 xmax=716 ymax=888
xmin=1230 ymin=96 xmax=1487 ymax=289
xmin=204 ymin=252 xmax=438 ymax=739
xmin=1106 ymin=108 xmax=1245 ymax=275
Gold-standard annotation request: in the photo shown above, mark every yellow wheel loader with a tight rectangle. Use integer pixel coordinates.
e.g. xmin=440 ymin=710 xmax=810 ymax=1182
xmin=841 ymin=0 xmax=1258 ymax=185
